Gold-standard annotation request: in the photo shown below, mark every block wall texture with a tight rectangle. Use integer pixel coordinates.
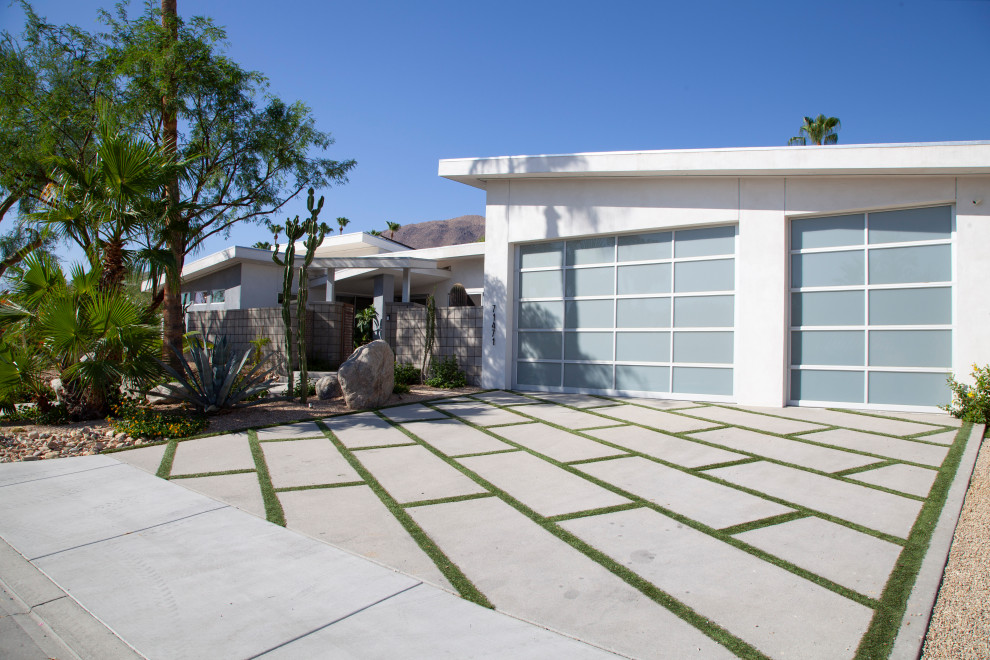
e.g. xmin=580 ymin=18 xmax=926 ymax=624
xmin=387 ymin=302 xmax=483 ymax=385
xmin=186 ymin=302 xmax=354 ymax=371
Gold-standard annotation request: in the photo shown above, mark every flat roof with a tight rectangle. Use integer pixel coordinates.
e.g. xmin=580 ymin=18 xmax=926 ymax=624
xmin=439 ymin=141 xmax=990 ymax=189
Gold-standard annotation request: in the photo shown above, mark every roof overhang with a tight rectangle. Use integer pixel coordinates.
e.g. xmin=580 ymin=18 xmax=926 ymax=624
xmin=439 ymin=141 xmax=990 ymax=190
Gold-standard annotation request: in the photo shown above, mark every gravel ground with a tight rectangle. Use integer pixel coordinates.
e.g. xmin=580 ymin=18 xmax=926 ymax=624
xmin=922 ymin=429 xmax=990 ymax=660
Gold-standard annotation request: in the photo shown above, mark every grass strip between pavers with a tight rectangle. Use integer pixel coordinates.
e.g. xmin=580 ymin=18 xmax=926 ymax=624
xmin=349 ymin=442 xmax=419 ymax=452
xmin=169 ymin=468 xmax=256 ymax=480
xmin=832 ymin=460 xmax=900 ymax=477
xmin=403 ymin=492 xmax=496 ymax=509
xmin=385 ymin=408 xmax=772 ymax=660
xmin=547 ymin=502 xmax=645 ymax=523
xmin=274 ymin=481 xmax=364 ymax=493
xmin=718 ymin=511 xmax=811 ymax=537
xmin=853 ymin=421 xmax=976 ymax=660
xmin=156 ymin=439 xmax=177 ymax=479
xmin=315 ymin=419 xmax=494 ymax=610
xmin=247 ymin=429 xmax=285 ymax=526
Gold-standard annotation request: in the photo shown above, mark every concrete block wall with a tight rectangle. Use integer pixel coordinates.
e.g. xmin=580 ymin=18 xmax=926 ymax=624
xmin=186 ymin=302 xmax=354 ymax=370
xmin=387 ymin=302 xmax=483 ymax=385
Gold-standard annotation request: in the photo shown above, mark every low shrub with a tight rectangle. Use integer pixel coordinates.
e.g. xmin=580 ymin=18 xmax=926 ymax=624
xmin=942 ymin=364 xmax=990 ymax=423
xmin=393 ymin=382 xmax=411 ymax=394
xmin=292 ymin=379 xmax=316 ymax=398
xmin=107 ymin=402 xmax=208 ymax=439
xmin=0 ymin=403 xmax=69 ymax=425
xmin=394 ymin=362 xmax=421 ymax=386
xmin=426 ymin=356 xmax=467 ymax=389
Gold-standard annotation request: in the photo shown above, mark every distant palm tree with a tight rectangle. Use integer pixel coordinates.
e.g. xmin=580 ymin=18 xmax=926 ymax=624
xmin=252 ymin=241 xmax=271 ymax=250
xmin=336 ymin=216 xmax=350 ymax=234
xmin=788 ymin=115 xmax=841 ymax=145
xmin=368 ymin=229 xmax=383 ymax=236
xmin=386 ymin=221 xmax=401 ymax=240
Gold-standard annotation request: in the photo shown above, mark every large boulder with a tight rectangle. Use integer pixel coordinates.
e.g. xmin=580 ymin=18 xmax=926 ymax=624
xmin=338 ymin=340 xmax=394 ymax=409
xmin=315 ymin=374 xmax=341 ymax=400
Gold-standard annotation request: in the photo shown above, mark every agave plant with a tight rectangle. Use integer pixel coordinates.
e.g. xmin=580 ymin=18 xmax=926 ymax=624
xmin=156 ymin=334 xmax=275 ymax=413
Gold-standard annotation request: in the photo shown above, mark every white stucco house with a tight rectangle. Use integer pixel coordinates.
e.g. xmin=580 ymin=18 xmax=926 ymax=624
xmin=439 ymin=141 xmax=990 ymax=412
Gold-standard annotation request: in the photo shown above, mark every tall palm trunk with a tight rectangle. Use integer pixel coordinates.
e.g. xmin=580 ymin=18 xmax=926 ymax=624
xmin=99 ymin=237 xmax=126 ymax=292
xmin=161 ymin=0 xmax=184 ymax=368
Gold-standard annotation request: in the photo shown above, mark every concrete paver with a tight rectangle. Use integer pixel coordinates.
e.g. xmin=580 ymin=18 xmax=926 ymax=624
xmin=279 ymin=485 xmax=452 ymax=589
xmin=578 ymin=457 xmax=793 ymax=529
xmin=112 ymin=444 xmax=166 ymax=474
xmin=432 ymin=400 xmax=532 ymax=427
xmin=170 ymin=432 xmax=253 ymax=475
xmin=690 ymin=426 xmax=880 ymax=472
xmin=0 ymin=464 xmax=223 ymax=559
xmin=586 ymin=425 xmax=745 ymax=468
xmin=562 ymin=508 xmax=874 ymax=660
xmin=0 ymin=454 xmax=117 ymax=487
xmin=259 ymin=584 xmax=619 ymax=659
xmin=355 ymin=444 xmax=487 ymax=503
xmin=919 ymin=429 xmax=960 ymax=446
xmin=490 ymin=423 xmax=627 ymax=462
xmin=736 ymin=406 xmax=938 ymax=436
xmin=848 ymin=463 xmax=939 ymax=497
xmin=378 ymin=403 xmax=449 ymax=423
xmin=33 ymin=507 xmax=419 ymax=660
xmin=472 ymin=391 xmax=540 ymax=406
xmin=172 ymin=473 xmax=267 ymax=518
xmin=880 ymin=411 xmax=962 ymax=427
xmin=682 ymin=406 xmax=828 ymax=434
xmin=262 ymin=438 xmax=359 ymax=488
xmin=596 ymin=404 xmax=718 ymax=433
xmin=603 ymin=397 xmax=702 ymax=410
xmin=802 ymin=428 xmax=950 ymax=467
xmin=408 ymin=497 xmax=736 ymax=660
xmin=254 ymin=421 xmax=324 ymax=441
xmin=518 ymin=403 xmax=626 ymax=430
xmin=403 ymin=418 xmax=513 ymax=456
xmin=734 ymin=516 xmax=903 ymax=599
xmin=457 ymin=451 xmax=630 ymax=517
xmin=709 ymin=461 xmax=923 ymax=538
xmin=327 ymin=412 xmax=414 ymax=448
xmin=528 ymin=392 xmax=619 ymax=408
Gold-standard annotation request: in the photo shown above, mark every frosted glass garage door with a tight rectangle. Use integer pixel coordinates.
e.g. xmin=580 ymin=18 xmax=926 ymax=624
xmin=789 ymin=206 xmax=953 ymax=408
xmin=515 ymin=226 xmax=735 ymax=398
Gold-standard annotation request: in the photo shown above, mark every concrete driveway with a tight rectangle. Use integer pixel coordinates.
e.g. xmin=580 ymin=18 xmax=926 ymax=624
xmin=1 ymin=392 xmax=983 ymax=659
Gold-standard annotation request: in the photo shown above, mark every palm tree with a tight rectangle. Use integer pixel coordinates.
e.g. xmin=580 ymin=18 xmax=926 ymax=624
xmin=336 ymin=216 xmax=350 ymax=234
xmin=368 ymin=229 xmax=383 ymax=236
xmin=386 ymin=221 xmax=401 ymax=240
xmin=788 ymin=115 xmax=841 ymax=145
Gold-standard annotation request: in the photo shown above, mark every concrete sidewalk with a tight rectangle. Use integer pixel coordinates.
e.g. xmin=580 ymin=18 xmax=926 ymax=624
xmin=0 ymin=455 xmax=617 ymax=659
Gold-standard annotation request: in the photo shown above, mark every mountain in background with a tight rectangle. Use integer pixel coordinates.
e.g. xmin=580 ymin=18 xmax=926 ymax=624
xmin=388 ymin=215 xmax=485 ymax=249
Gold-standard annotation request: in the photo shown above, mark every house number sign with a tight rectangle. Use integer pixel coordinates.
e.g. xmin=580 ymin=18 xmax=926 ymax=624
xmin=492 ymin=304 xmax=497 ymax=345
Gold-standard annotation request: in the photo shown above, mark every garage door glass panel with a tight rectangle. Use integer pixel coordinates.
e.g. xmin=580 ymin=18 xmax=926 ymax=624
xmin=869 ymin=372 xmax=951 ymax=407
xmin=616 ymin=332 xmax=670 ymax=362
xmin=674 ymin=226 xmax=736 ymax=257
xmin=868 ymin=206 xmax=952 ymax=244
xmin=519 ymin=301 xmax=563 ymax=329
xmin=617 ymin=264 xmax=671 ymax=294
xmin=869 ymin=330 xmax=951 ymax=368
xmin=618 ymin=232 xmax=672 ymax=261
xmin=518 ymin=362 xmax=561 ymax=387
xmin=791 ymin=251 xmax=864 ymax=288
xmin=616 ymin=365 xmax=670 ymax=392
xmin=674 ymin=295 xmax=734 ymax=327
xmin=617 ymin=298 xmax=671 ymax=328
xmin=869 ymin=288 xmax=951 ymax=325
xmin=791 ymin=214 xmax=864 ymax=250
xmin=520 ymin=242 xmax=563 ymax=269
xmin=567 ymin=237 xmax=615 ymax=266
xmin=792 ymin=291 xmax=864 ymax=326
xmin=791 ymin=331 xmax=865 ymax=366
xmin=791 ymin=370 xmax=864 ymax=403
xmin=518 ymin=332 xmax=562 ymax=360
xmin=673 ymin=332 xmax=733 ymax=364
xmin=563 ymin=363 xmax=612 ymax=390
xmin=869 ymin=245 xmax=951 ymax=284
xmin=674 ymin=259 xmax=734 ymax=292
xmin=520 ymin=270 xmax=562 ymax=298
xmin=673 ymin=367 xmax=732 ymax=396
xmin=566 ymin=267 xmax=614 ymax=297
xmin=565 ymin=300 xmax=614 ymax=328
xmin=564 ymin=332 xmax=613 ymax=361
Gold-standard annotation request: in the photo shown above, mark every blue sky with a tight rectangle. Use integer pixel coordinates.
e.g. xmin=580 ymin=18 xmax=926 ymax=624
xmin=3 ymin=0 xmax=989 ymax=261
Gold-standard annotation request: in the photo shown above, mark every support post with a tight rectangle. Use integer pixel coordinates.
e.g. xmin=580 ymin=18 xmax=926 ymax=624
xmin=401 ymin=268 xmax=411 ymax=303
xmin=325 ymin=267 xmax=335 ymax=302
xmin=373 ymin=273 xmax=394 ymax=340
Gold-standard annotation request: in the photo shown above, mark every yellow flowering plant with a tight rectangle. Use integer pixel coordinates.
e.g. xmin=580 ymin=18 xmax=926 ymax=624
xmin=942 ymin=364 xmax=990 ymax=423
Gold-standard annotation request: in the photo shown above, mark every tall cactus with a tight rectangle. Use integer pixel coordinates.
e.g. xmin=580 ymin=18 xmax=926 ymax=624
xmin=272 ymin=215 xmax=306 ymax=397
xmin=296 ymin=188 xmax=328 ymax=404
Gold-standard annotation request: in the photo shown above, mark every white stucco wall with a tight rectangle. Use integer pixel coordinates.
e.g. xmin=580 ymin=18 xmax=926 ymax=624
xmin=239 ymin=261 xmax=285 ymax=308
xmin=480 ymin=173 xmax=990 ymax=407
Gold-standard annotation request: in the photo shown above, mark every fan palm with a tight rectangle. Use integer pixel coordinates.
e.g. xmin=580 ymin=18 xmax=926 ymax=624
xmin=336 ymin=216 xmax=350 ymax=234
xmin=386 ymin=221 xmax=401 ymax=239
xmin=788 ymin=115 xmax=841 ymax=146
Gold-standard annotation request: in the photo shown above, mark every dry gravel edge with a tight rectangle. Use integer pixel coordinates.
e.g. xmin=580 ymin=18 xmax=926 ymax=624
xmin=921 ymin=429 xmax=990 ymax=660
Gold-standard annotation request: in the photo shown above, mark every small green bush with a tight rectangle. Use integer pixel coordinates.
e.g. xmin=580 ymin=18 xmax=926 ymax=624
xmin=942 ymin=364 xmax=990 ymax=423
xmin=0 ymin=404 xmax=69 ymax=425
xmin=394 ymin=362 xmax=421 ymax=386
xmin=393 ymin=382 xmax=411 ymax=394
xmin=107 ymin=402 xmax=208 ymax=439
xmin=292 ymin=379 xmax=316 ymax=398
xmin=426 ymin=356 xmax=467 ymax=389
